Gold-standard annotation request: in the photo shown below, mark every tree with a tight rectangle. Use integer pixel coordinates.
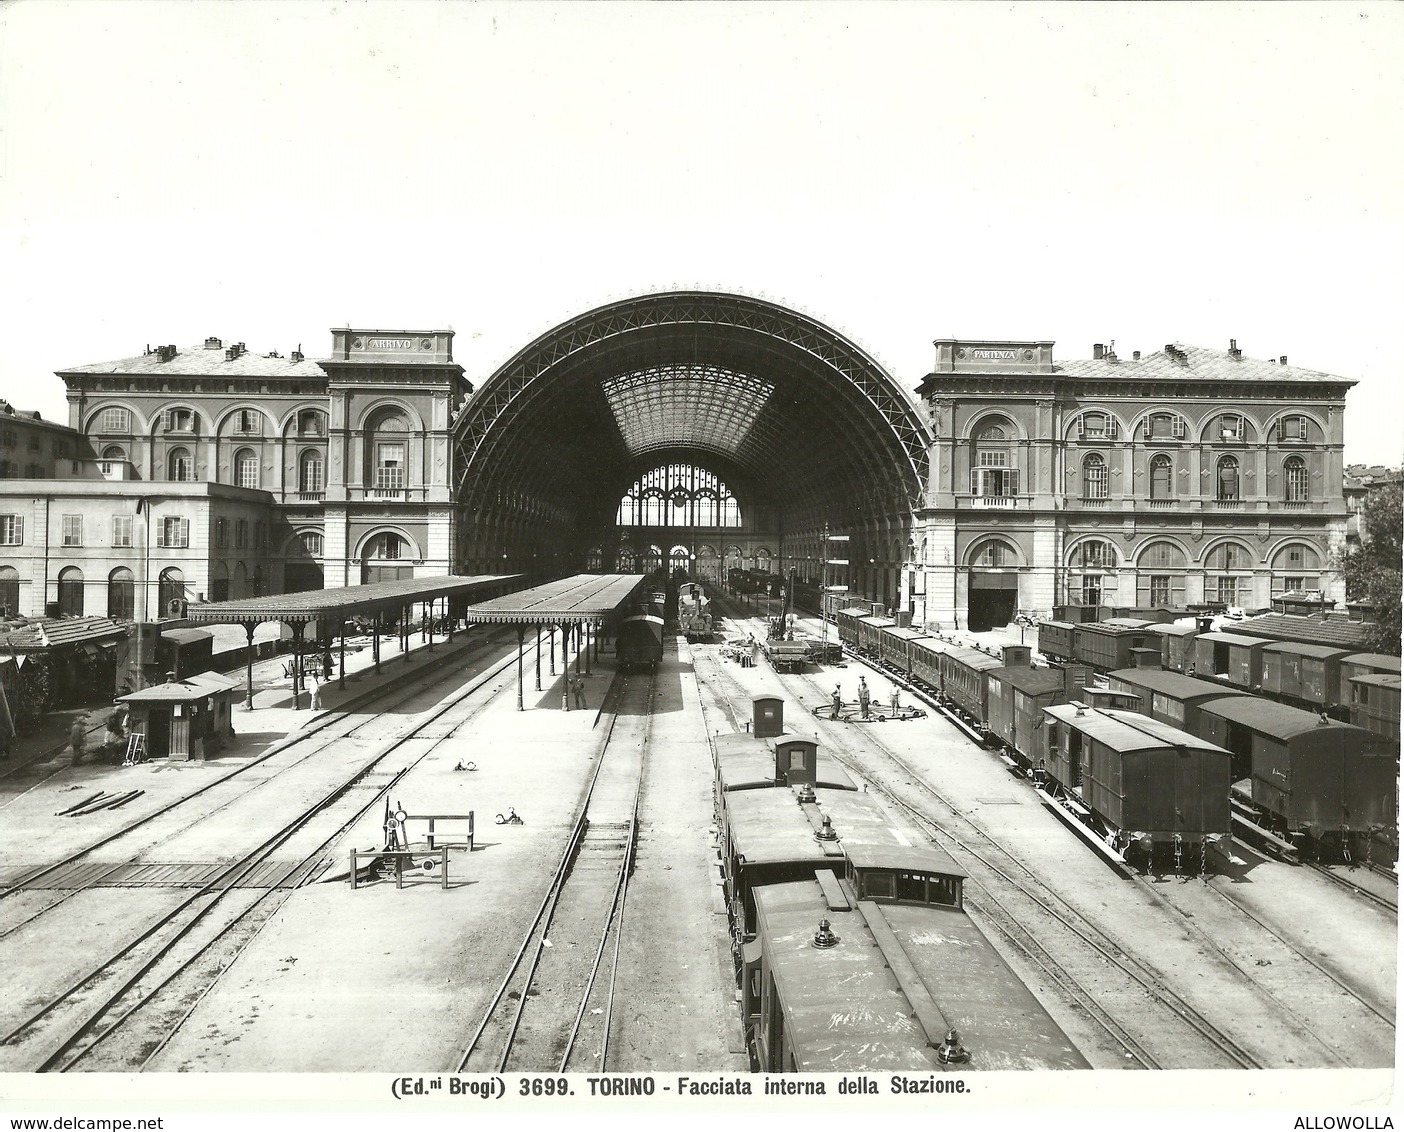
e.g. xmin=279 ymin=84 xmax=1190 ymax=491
xmin=1335 ymin=483 xmax=1402 ymax=656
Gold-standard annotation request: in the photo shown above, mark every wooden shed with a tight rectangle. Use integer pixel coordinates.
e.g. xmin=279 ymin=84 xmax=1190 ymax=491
xmin=117 ymin=672 xmax=242 ymax=761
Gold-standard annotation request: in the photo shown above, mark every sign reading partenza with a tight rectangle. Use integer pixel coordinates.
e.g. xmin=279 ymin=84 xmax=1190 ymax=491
xmin=971 ymin=348 xmax=1018 ymax=360
xmin=368 ymin=338 xmax=415 ymax=350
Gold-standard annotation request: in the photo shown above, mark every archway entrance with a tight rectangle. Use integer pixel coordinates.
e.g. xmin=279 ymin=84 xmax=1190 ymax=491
xmin=452 ymin=292 xmax=931 ymax=589
xmin=968 ymin=572 xmax=1017 ymax=632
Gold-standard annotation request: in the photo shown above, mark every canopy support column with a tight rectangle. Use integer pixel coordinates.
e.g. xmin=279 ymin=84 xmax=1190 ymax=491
xmin=338 ymin=629 xmax=346 ymax=691
xmin=584 ymin=623 xmax=592 ymax=676
xmin=574 ymin=623 xmax=582 ymax=674
xmin=549 ymin=626 xmax=556 ymax=676
xmin=242 ymin=620 xmax=257 ymax=711
xmin=291 ymin=621 xmax=307 ymax=710
xmin=403 ymin=604 xmax=411 ymax=662
xmin=516 ymin=624 xmax=525 ymax=712
xmin=534 ymin=627 xmax=542 ymax=691
xmin=373 ymin=611 xmax=382 ymax=675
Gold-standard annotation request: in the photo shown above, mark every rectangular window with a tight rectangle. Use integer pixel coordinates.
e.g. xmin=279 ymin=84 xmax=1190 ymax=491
xmin=61 ymin=514 xmax=83 ymax=546
xmin=298 ymin=411 xmax=325 ymax=437
xmin=1081 ymin=575 xmax=1103 ymax=606
xmin=978 ymin=450 xmax=1007 ymax=467
xmin=1219 ymin=414 xmax=1244 ymax=440
xmin=1149 ymin=575 xmax=1171 ymax=606
xmin=101 ymin=408 xmax=131 ymax=433
xmin=0 ymin=429 xmax=15 ymax=446
xmin=156 ymin=517 xmax=190 ymax=548
xmin=1283 ymin=576 xmax=1305 ymax=592
xmin=0 ymin=514 xmax=22 ymax=545
xmin=216 ymin=518 xmax=228 ymax=548
xmin=971 ymin=467 xmax=1019 ymax=496
xmin=164 ymin=408 xmax=196 ymax=432
xmin=28 ymin=437 xmax=40 ymax=451
xmin=235 ymin=410 xmax=261 ymax=435
xmin=112 ymin=516 xmax=133 ymax=548
xmin=1216 ymin=576 xmax=1242 ymax=604
xmin=235 ymin=519 xmax=248 ymax=549
xmin=376 ymin=443 xmax=405 ymax=491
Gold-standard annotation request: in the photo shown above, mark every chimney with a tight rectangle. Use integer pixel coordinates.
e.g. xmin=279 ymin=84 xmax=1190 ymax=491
xmin=1229 ymin=338 xmax=1242 ymax=359
xmin=204 ymin=336 xmax=223 ymax=350
xmin=1133 ymin=350 xmax=1141 ymax=361
xmin=1279 ymin=355 xmax=1287 ymax=365
xmin=1093 ymin=343 xmax=1105 ymax=360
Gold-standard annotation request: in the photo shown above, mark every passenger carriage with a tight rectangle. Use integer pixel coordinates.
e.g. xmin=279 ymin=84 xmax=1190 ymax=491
xmin=1104 ymin=668 xmax=1245 ymax=734
xmin=1037 ymin=620 xmax=1077 ymax=663
xmin=936 ymin=645 xmax=1003 ymax=731
xmin=877 ymin=624 xmax=932 ymax=678
xmin=855 ymin=613 xmax=896 ymax=658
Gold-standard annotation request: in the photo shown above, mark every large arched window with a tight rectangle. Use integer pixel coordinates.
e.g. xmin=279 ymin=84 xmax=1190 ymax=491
xmin=1216 ymin=456 xmax=1240 ymax=501
xmin=1206 ymin=541 xmax=1253 ymax=606
xmin=1082 ymin=453 xmax=1107 ymax=499
xmin=167 ymin=446 xmax=195 ymax=482
xmin=234 ymin=448 xmax=259 ymax=489
xmin=0 ymin=565 xmax=19 ymax=617
xmin=1149 ymin=453 xmax=1174 ymax=499
xmin=615 ymin=464 xmax=741 ymax=528
xmin=58 ymin=567 xmax=84 ymax=617
xmin=1283 ymin=456 xmax=1309 ymax=502
xmin=299 ymin=449 xmax=324 ymax=494
xmin=107 ymin=567 xmax=135 ymax=620
xmin=1073 ymin=540 xmax=1113 ymax=606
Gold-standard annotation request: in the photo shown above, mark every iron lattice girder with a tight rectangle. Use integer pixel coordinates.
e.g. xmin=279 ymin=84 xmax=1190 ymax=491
xmin=454 ymin=292 xmax=931 ymax=524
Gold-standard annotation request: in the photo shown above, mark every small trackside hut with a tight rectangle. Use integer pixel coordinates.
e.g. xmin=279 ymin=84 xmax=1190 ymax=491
xmin=117 ymin=671 xmax=242 ymax=761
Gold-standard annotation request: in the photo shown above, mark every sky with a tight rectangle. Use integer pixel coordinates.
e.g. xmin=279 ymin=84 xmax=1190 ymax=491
xmin=1 ymin=1 xmax=1401 ymax=465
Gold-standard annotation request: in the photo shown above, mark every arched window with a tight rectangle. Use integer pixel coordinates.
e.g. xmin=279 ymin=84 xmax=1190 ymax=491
xmin=107 ymin=567 xmax=135 ymax=620
xmin=1136 ymin=540 xmax=1188 ymax=607
xmin=1082 ymin=453 xmax=1107 ymax=499
xmin=615 ymin=464 xmax=741 ymax=528
xmin=101 ymin=444 xmax=126 ymax=462
xmin=1217 ymin=456 xmax=1240 ymax=500
xmin=1271 ymin=543 xmax=1322 ymax=595
xmin=1149 ymin=453 xmax=1174 ymax=499
xmin=167 ymin=446 xmax=194 ymax=482
xmin=301 ymin=532 xmax=324 ymax=557
xmin=971 ymin=416 xmax=1018 ymax=498
xmin=1206 ymin=542 xmax=1252 ymax=605
xmin=57 ymin=567 xmax=84 ymax=617
xmin=299 ymin=449 xmax=324 ymax=494
xmin=585 ymin=547 xmax=604 ymax=571
xmin=0 ymin=565 xmax=19 ymax=617
xmin=364 ymin=410 xmax=410 ymax=495
xmin=1074 ymin=540 xmax=1112 ymax=606
xmin=1284 ymin=456 xmax=1309 ymax=502
xmin=234 ymin=448 xmax=259 ymax=489
xmin=366 ymin=533 xmax=404 ymax=561
xmin=158 ymin=568 xmax=184 ymax=616
xmin=971 ymin=539 xmax=1009 ymax=568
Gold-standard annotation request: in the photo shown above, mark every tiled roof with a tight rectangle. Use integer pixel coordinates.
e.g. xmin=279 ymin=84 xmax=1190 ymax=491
xmin=0 ymin=617 xmax=128 ymax=651
xmin=58 ymin=343 xmax=324 ymax=380
xmin=1226 ymin=613 xmax=1371 ymax=649
xmin=1054 ymin=344 xmax=1354 ymax=385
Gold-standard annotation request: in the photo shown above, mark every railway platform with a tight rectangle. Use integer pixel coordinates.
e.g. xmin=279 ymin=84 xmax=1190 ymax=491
xmin=140 ymin=635 xmax=744 ymax=1072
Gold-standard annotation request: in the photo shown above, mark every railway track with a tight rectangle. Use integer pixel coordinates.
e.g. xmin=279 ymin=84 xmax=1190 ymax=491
xmin=456 ymin=653 xmax=657 ymax=1073
xmin=774 ymin=635 xmax=1394 ymax=1069
xmin=1307 ymin=859 xmax=1398 ymax=914
xmin=0 ymin=633 xmax=544 ymax=1071
xmin=0 ymin=625 xmax=518 ymax=906
xmin=694 ymin=643 xmax=1236 ymax=1069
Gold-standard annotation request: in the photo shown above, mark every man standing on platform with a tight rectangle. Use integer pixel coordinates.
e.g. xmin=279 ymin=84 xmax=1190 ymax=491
xmin=858 ymin=676 xmax=871 ymax=720
xmin=831 ymin=685 xmax=843 ymax=721
xmin=569 ymin=672 xmax=586 ymax=710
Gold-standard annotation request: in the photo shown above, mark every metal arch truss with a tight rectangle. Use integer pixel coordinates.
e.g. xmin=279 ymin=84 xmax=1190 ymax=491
xmin=453 ymin=291 xmax=932 ymax=520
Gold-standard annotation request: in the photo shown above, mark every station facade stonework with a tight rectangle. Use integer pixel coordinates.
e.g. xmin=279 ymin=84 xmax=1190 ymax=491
xmin=0 ymin=305 xmax=1354 ymax=633
xmin=914 ymin=339 xmax=1351 ymax=630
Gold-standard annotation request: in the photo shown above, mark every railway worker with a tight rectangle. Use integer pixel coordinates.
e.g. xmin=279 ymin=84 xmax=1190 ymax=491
xmin=831 ymin=685 xmax=843 ymax=720
xmin=310 ymin=677 xmax=324 ymax=712
xmin=569 ymin=672 xmax=586 ymax=710
xmin=858 ymin=676 xmax=871 ymax=720
xmin=890 ymin=687 xmax=901 ymax=718
xmin=69 ymin=717 xmax=87 ymax=765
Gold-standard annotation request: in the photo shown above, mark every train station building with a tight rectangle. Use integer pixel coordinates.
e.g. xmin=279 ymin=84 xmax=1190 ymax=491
xmin=0 ymin=292 xmax=1354 ymax=632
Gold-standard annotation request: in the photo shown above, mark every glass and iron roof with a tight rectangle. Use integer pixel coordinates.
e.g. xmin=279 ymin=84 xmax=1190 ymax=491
xmin=601 ymin=364 xmax=774 ymax=459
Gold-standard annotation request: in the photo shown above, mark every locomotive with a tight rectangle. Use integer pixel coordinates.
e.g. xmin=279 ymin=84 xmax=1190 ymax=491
xmin=676 ymin=581 xmax=714 ymax=642
xmin=712 ymin=724 xmax=1090 ymax=1072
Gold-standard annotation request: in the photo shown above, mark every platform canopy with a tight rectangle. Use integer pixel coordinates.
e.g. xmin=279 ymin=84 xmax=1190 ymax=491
xmin=462 ymin=573 xmax=648 ymax=627
xmin=185 ymin=574 xmax=522 ymax=626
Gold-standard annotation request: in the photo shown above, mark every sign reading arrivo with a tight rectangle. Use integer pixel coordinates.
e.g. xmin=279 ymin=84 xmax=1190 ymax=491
xmin=368 ymin=338 xmax=415 ymax=350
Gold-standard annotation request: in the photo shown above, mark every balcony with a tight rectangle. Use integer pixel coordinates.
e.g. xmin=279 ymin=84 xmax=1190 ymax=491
xmin=298 ymin=491 xmax=325 ymax=502
xmin=973 ymin=495 xmax=1016 ymax=509
xmin=1077 ymin=497 xmax=1110 ymax=508
xmin=1145 ymin=499 xmax=1177 ymax=509
xmin=1212 ymin=499 xmax=1245 ymax=510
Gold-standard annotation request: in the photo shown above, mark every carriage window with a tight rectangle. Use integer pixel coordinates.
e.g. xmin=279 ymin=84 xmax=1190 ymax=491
xmin=860 ymin=871 xmax=895 ymax=900
xmin=896 ymin=871 xmax=926 ymax=902
xmin=788 ymin=751 xmax=805 ymax=771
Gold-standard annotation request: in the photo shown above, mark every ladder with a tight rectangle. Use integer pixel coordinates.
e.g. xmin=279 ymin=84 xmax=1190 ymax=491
xmin=123 ymin=732 xmax=146 ymax=767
